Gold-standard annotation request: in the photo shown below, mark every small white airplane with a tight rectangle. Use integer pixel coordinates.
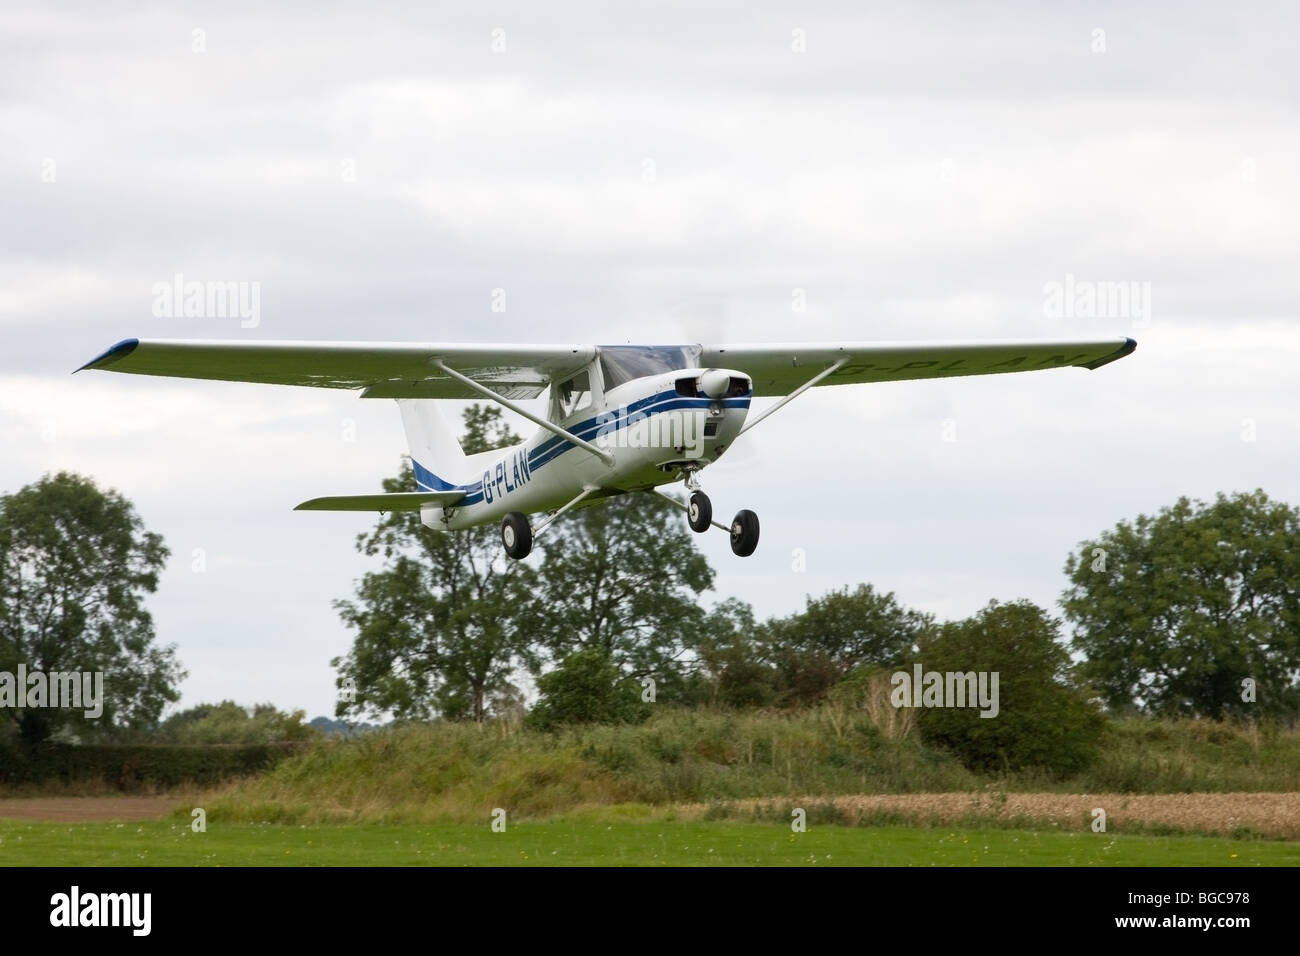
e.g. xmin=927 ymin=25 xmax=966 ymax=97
xmin=79 ymin=336 xmax=1136 ymax=559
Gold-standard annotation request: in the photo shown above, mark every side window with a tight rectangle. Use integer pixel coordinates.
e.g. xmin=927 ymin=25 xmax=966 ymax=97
xmin=556 ymin=370 xmax=592 ymax=419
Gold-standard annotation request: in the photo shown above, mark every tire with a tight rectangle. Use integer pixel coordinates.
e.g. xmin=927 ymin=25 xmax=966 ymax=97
xmin=501 ymin=511 xmax=533 ymax=560
xmin=729 ymin=509 xmax=760 ymax=557
xmin=687 ymin=491 xmax=712 ymax=533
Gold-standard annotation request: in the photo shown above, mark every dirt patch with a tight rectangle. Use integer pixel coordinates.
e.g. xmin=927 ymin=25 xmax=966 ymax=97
xmin=0 ymin=797 xmax=180 ymax=823
xmin=687 ymin=792 xmax=1300 ymax=839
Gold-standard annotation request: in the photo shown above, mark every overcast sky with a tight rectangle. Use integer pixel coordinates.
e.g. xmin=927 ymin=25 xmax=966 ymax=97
xmin=3 ymin=1 xmax=1298 ymax=720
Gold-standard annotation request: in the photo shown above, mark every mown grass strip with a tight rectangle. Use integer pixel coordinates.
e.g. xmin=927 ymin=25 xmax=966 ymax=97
xmin=1 ymin=820 xmax=1296 ymax=867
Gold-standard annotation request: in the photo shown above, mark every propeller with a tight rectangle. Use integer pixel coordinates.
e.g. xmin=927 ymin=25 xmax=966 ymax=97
xmin=663 ymin=296 xmax=767 ymax=468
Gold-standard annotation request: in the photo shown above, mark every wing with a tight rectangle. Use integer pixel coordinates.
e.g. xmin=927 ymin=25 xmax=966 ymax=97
xmin=80 ymin=336 xmax=1136 ymax=400
xmin=294 ymin=491 xmax=465 ymax=512
xmin=701 ymin=337 xmax=1136 ymax=396
xmin=78 ymin=338 xmax=596 ymax=400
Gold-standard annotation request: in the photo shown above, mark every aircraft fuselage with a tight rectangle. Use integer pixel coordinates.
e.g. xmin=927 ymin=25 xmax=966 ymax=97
xmin=420 ymin=369 xmax=751 ymax=531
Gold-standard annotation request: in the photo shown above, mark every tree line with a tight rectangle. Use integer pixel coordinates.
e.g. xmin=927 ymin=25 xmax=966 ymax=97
xmin=330 ymin=407 xmax=1300 ymax=733
xmin=3 ymin=405 xmax=1298 ymax=760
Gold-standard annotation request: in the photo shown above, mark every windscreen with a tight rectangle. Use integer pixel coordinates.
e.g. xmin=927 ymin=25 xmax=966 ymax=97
xmin=597 ymin=345 xmax=701 ymax=388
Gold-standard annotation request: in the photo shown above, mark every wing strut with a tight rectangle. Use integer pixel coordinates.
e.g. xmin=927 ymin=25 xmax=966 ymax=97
xmin=532 ymin=485 xmax=600 ymax=538
xmin=737 ymin=357 xmax=849 ymax=437
xmin=431 ymin=359 xmax=614 ymax=466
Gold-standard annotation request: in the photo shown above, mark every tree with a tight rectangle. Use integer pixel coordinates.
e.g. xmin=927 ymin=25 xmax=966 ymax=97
xmin=533 ymin=492 xmax=714 ymax=696
xmin=0 ymin=472 xmax=184 ymax=745
xmin=917 ymin=600 xmax=1103 ymax=775
xmin=760 ymin=584 xmax=931 ymax=706
xmin=1062 ymin=490 xmax=1300 ymax=720
xmin=155 ymin=700 xmax=320 ymax=744
xmin=332 ymin=406 xmax=538 ymax=722
xmin=692 ymin=598 xmax=777 ymax=708
xmin=525 ymin=648 xmax=648 ymax=730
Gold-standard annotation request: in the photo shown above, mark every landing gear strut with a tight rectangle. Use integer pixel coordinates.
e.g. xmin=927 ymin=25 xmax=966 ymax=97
xmin=654 ymin=483 xmax=760 ymax=557
xmin=501 ymin=486 xmax=599 ymax=561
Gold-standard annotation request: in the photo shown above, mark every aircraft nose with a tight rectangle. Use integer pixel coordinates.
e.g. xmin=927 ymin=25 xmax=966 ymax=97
xmin=699 ymin=368 xmax=731 ymax=399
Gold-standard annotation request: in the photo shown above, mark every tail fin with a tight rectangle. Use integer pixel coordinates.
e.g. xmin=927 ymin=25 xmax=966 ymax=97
xmin=397 ymin=400 xmax=471 ymax=491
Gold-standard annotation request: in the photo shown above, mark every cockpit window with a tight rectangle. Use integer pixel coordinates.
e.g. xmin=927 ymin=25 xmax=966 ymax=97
xmin=598 ymin=346 xmax=701 ymax=389
xmin=556 ymin=370 xmax=592 ymax=418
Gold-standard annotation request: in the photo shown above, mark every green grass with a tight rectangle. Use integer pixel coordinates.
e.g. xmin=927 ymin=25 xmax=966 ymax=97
xmin=1078 ymin=717 xmax=1300 ymax=792
xmin=1 ymin=819 xmax=1294 ymax=866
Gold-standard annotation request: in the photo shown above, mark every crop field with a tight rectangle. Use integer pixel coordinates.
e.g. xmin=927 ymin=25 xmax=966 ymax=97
xmin=693 ymin=791 xmax=1300 ymax=839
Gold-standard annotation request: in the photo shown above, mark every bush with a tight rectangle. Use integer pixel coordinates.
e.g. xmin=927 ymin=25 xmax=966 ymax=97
xmin=0 ymin=741 xmax=300 ymax=789
xmin=154 ymin=701 xmax=321 ymax=745
xmin=915 ymin=600 xmax=1104 ymax=776
xmin=199 ymin=707 xmax=981 ymax=824
xmin=760 ymin=584 xmax=932 ymax=707
xmin=526 ymin=649 xmax=650 ymax=731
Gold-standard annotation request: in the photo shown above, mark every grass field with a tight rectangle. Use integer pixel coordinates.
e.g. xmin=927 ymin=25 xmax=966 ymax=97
xmin=1 ymin=819 xmax=1296 ymax=866
xmin=4 ymin=712 xmax=1296 ymax=866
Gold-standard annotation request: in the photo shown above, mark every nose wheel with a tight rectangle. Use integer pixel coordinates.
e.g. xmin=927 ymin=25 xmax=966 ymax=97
xmin=687 ymin=492 xmax=712 ymax=533
xmin=657 ymin=487 xmax=760 ymax=557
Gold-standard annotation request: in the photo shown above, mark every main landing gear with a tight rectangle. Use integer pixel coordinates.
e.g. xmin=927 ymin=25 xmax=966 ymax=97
xmin=501 ymin=486 xmax=599 ymax=561
xmin=501 ymin=511 xmax=533 ymax=560
xmin=659 ymin=478 xmax=760 ymax=558
xmin=728 ymin=508 xmax=760 ymax=558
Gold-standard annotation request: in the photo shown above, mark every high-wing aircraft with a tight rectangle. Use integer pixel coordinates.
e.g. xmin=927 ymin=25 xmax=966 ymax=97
xmin=78 ymin=336 xmax=1136 ymax=559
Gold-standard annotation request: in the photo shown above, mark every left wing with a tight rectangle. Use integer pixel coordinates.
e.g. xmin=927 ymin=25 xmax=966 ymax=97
xmin=701 ymin=337 xmax=1136 ymax=396
xmin=78 ymin=338 xmax=596 ymax=400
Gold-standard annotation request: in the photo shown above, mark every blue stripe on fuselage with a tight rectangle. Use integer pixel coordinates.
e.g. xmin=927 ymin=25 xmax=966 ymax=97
xmin=529 ymin=390 xmax=750 ymax=465
xmin=412 ymin=388 xmax=751 ymax=508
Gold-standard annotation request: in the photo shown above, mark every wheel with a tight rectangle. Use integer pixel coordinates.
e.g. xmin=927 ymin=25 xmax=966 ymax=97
xmin=501 ymin=512 xmax=533 ymax=559
xmin=729 ymin=509 xmax=760 ymax=557
xmin=687 ymin=491 xmax=712 ymax=533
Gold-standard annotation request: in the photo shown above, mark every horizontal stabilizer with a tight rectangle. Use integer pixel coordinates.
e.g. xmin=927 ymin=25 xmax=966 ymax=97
xmin=294 ymin=491 xmax=465 ymax=512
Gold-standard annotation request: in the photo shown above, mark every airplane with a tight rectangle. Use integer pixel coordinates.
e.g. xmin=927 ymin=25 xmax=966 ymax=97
xmin=78 ymin=335 xmax=1137 ymax=559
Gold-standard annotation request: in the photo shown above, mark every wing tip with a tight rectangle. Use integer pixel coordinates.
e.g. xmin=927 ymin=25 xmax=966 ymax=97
xmin=1083 ymin=336 xmax=1137 ymax=370
xmin=294 ymin=497 xmax=348 ymax=511
xmin=76 ymin=337 xmax=140 ymax=373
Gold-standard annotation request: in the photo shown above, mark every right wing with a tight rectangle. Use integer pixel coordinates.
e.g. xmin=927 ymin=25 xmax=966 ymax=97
xmin=78 ymin=338 xmax=596 ymax=400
